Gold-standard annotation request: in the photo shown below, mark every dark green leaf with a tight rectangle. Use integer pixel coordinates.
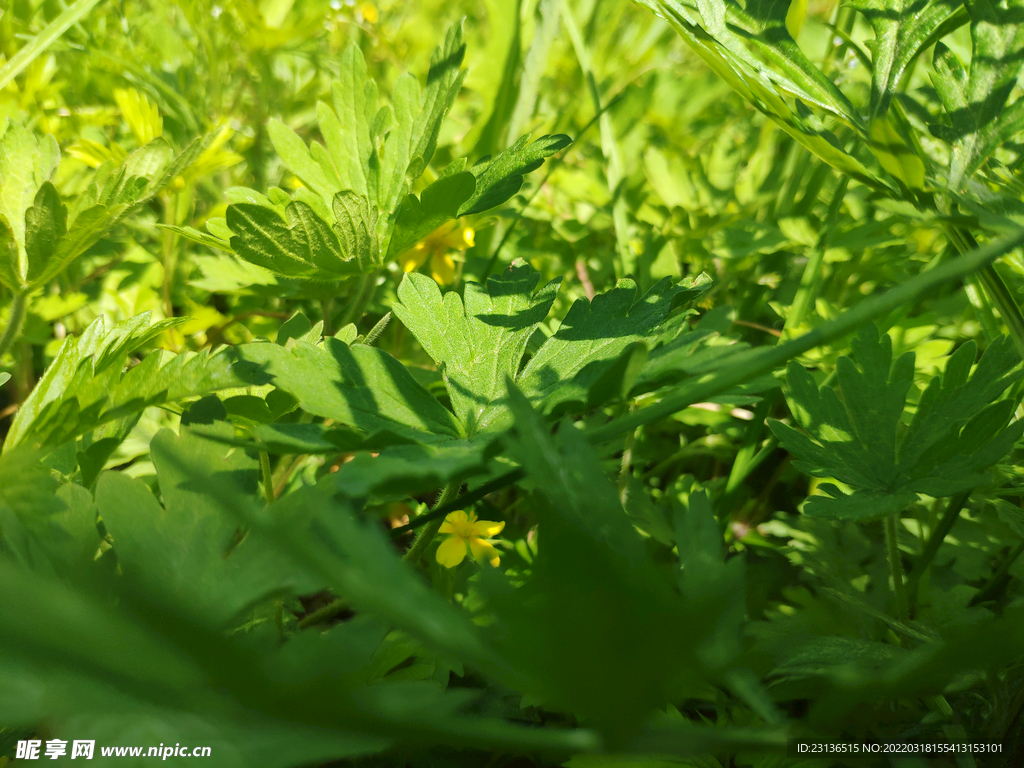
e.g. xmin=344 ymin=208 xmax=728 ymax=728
xmin=385 ymin=171 xmax=476 ymax=260
xmin=458 ymin=134 xmax=571 ymax=216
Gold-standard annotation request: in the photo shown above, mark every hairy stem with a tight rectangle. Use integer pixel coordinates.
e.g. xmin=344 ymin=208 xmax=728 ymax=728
xmin=886 ymin=513 xmax=909 ymax=623
xmin=403 ymin=480 xmax=461 ymax=564
xmin=340 ymin=270 xmax=380 ymax=329
xmin=0 ymin=291 xmax=27 ymax=361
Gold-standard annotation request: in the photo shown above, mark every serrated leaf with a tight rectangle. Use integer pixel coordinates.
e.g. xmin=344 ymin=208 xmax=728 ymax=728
xmin=410 ymin=22 xmax=467 ymax=171
xmin=377 ymin=74 xmax=420 ymax=217
xmin=0 ymin=120 xmax=59 ymax=286
xmin=458 ymin=134 xmax=571 ymax=216
xmin=849 ymin=0 xmax=964 ymax=121
xmin=268 ymin=119 xmax=338 ymax=204
xmin=931 ymin=0 xmax=1024 ymax=188
xmin=385 ymin=172 xmax=476 ymax=260
xmin=226 ymin=200 xmax=366 ymax=279
xmin=518 ymin=272 xmax=713 ymax=415
xmin=770 ymin=324 xmax=1024 ymax=520
xmin=4 ymin=314 xmax=247 ymax=452
xmin=490 ymin=386 xmax=706 ymax=733
xmin=333 ymin=191 xmax=379 ymax=268
xmin=392 ymin=261 xmax=560 ymax=433
xmin=231 ymin=338 xmax=464 ymax=442
xmin=391 ymin=263 xmax=714 ymax=431
xmin=23 ymin=181 xmax=67 ymax=288
xmin=640 ymin=0 xmax=861 ymax=128
xmin=638 ymin=7 xmax=887 ymax=189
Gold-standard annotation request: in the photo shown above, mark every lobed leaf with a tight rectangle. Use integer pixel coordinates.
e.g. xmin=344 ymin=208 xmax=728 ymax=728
xmin=771 ymin=324 xmax=1024 ymax=520
xmin=392 ymin=260 xmax=560 ymax=433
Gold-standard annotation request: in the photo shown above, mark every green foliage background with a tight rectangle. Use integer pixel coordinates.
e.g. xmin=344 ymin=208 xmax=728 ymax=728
xmin=1 ymin=0 xmax=1024 ymax=765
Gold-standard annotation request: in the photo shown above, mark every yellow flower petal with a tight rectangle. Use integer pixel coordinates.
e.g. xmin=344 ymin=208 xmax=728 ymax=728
xmin=444 ymin=510 xmax=469 ymax=525
xmin=400 ymin=244 xmax=430 ymax=273
xmin=431 ymin=252 xmax=456 ymax=284
xmin=473 ymin=520 xmax=505 ymax=537
xmin=438 ymin=223 xmax=474 ymax=250
xmin=436 ymin=535 xmax=468 ymax=568
xmin=469 ymin=538 xmax=500 ymax=567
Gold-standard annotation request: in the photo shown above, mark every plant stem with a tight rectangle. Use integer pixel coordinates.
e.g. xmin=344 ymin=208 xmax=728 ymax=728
xmin=340 ymin=270 xmax=380 ymax=329
xmin=886 ymin=513 xmax=909 ymax=622
xmin=945 ymin=222 xmax=1024 ymax=357
xmin=260 ymin=450 xmax=275 ymax=504
xmin=585 ymin=228 xmax=1024 ymax=443
xmin=969 ymin=539 xmax=1024 ymax=607
xmin=402 ymin=480 xmax=461 ymax=564
xmin=906 ymin=489 xmax=970 ymax=614
xmin=782 ymin=177 xmax=848 ymax=340
xmin=0 ymin=291 xmax=27 ymax=361
xmin=297 ymin=598 xmax=351 ymax=630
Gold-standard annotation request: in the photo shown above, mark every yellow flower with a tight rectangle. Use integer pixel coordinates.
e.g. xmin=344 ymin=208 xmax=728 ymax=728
xmin=435 ymin=510 xmax=505 ymax=568
xmin=399 ymin=220 xmax=475 ymax=285
xmin=357 ymin=2 xmax=379 ymax=23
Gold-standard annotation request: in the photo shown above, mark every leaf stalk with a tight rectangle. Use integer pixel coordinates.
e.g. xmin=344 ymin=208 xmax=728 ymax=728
xmin=0 ymin=291 xmax=27 ymax=361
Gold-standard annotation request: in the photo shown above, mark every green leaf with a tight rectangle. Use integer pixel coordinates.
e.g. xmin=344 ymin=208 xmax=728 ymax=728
xmin=231 ymin=338 xmax=464 ymax=442
xmin=377 ymin=74 xmax=419 ymax=217
xmin=322 ymin=46 xmax=377 ymax=199
xmin=488 ymin=386 xmax=707 ymax=735
xmin=95 ymin=424 xmax=322 ymax=627
xmin=319 ymin=439 xmax=500 ymax=503
xmin=226 ymin=202 xmax=318 ymax=277
xmin=0 ymin=120 xmax=59 ymax=286
xmin=458 ymin=134 xmax=571 ymax=216
xmin=518 ymin=272 xmax=712 ymax=415
xmin=931 ymin=0 xmax=1024 ymax=188
xmin=409 ymin=22 xmax=467 ymax=171
xmin=769 ymin=325 xmax=1024 ymax=520
xmin=226 ymin=200 xmax=367 ymax=279
xmin=159 ymin=223 xmax=233 ymax=252
xmin=849 ymin=0 xmax=963 ymax=121
xmin=640 ymin=0 xmax=861 ymax=127
xmin=4 ymin=313 xmax=247 ymax=451
xmin=636 ymin=7 xmax=887 ymax=189
xmin=24 ymin=181 xmax=67 ymax=287
xmin=0 ymin=216 xmax=21 ymax=290
xmin=0 ymin=449 xmax=67 ymax=571
xmin=385 ymin=171 xmax=476 ymax=260
xmin=254 ymin=484 xmax=498 ymax=668
xmin=673 ymin=484 xmax=746 ymax=666
xmin=268 ymin=119 xmax=339 ymax=204
xmin=392 ymin=261 xmax=560 ymax=433
xmin=333 ymin=191 xmax=380 ymax=268
xmin=392 ymin=263 xmax=714 ymax=430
